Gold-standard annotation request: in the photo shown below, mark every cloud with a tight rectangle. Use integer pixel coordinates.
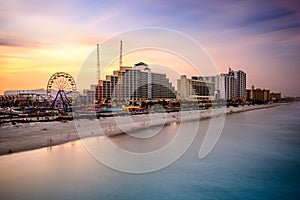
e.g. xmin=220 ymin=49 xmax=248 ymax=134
xmin=0 ymin=38 xmax=43 ymax=48
xmin=0 ymin=0 xmax=299 ymax=95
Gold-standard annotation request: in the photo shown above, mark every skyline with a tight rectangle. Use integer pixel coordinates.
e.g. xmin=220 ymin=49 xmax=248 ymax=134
xmin=1 ymin=0 xmax=300 ymax=96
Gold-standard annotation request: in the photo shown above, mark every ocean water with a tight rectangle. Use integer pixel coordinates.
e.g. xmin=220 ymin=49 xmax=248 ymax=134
xmin=0 ymin=103 xmax=300 ymax=200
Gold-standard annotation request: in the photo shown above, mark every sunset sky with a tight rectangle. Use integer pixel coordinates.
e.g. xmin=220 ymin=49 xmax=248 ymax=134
xmin=1 ymin=0 xmax=300 ymax=96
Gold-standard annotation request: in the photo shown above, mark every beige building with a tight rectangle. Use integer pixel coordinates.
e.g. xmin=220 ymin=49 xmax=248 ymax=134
xmin=247 ymin=85 xmax=281 ymax=102
xmin=250 ymin=86 xmax=269 ymax=102
xmin=269 ymin=92 xmax=281 ymax=102
xmin=177 ymin=75 xmax=215 ymax=101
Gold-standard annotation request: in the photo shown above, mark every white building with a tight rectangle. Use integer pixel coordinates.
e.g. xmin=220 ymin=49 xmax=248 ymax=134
xmin=203 ymin=68 xmax=246 ymax=100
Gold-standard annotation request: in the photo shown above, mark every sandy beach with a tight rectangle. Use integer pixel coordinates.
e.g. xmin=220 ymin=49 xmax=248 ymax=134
xmin=0 ymin=104 xmax=281 ymax=155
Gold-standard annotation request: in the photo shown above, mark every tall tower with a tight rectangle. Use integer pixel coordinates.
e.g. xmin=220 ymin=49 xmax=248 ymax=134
xmin=118 ymin=41 xmax=123 ymax=103
xmin=97 ymin=44 xmax=100 ymax=81
xmin=96 ymin=44 xmax=102 ymax=102
xmin=119 ymin=40 xmax=123 ymax=69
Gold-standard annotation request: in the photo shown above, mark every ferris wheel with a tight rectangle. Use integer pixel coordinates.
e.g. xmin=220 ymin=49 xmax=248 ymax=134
xmin=46 ymin=72 xmax=76 ymax=112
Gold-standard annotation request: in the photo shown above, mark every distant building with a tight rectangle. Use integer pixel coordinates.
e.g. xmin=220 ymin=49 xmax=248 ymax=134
xmin=246 ymin=89 xmax=251 ymax=100
xmin=221 ymin=72 xmax=235 ymax=100
xmin=83 ymin=85 xmax=97 ymax=105
xmin=203 ymin=75 xmax=224 ymax=100
xmin=203 ymin=76 xmax=215 ymax=84
xmin=247 ymin=85 xmax=279 ymax=103
xmin=1 ymin=89 xmax=49 ymax=107
xmin=4 ymin=89 xmax=47 ymax=100
xmin=269 ymin=92 xmax=281 ymax=102
xmin=97 ymin=75 xmax=118 ymax=101
xmin=251 ymin=86 xmax=269 ymax=102
xmin=177 ymin=75 xmax=215 ymax=101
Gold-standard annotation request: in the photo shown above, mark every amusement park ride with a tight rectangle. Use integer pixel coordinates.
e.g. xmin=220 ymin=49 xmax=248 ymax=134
xmin=46 ymin=72 xmax=76 ymax=112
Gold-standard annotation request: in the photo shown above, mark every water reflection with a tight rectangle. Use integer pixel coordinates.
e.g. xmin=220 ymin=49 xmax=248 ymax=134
xmin=0 ymin=103 xmax=299 ymax=200
xmin=45 ymin=139 xmax=82 ymax=154
xmin=47 ymin=146 xmax=52 ymax=152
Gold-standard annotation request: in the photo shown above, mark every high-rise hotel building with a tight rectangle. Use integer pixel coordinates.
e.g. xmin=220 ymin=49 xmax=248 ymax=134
xmin=97 ymin=62 xmax=176 ymax=102
xmin=234 ymin=70 xmax=247 ymax=98
xmin=203 ymin=68 xmax=246 ymax=100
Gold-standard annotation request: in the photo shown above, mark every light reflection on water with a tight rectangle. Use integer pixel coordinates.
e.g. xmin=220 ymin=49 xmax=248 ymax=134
xmin=0 ymin=103 xmax=300 ymax=200
xmin=46 ymin=140 xmax=80 ymax=153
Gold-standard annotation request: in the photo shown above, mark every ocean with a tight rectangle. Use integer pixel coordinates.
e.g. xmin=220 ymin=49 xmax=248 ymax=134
xmin=0 ymin=102 xmax=299 ymax=200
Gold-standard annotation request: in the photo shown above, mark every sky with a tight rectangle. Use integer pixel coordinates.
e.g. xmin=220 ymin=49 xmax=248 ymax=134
xmin=0 ymin=0 xmax=300 ymax=96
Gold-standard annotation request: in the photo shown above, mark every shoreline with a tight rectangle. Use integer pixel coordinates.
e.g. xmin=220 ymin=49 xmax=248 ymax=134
xmin=0 ymin=103 xmax=283 ymax=156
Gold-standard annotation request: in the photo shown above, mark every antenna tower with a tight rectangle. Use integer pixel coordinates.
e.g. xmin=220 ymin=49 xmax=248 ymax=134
xmin=119 ymin=41 xmax=123 ymax=69
xmin=97 ymin=44 xmax=100 ymax=81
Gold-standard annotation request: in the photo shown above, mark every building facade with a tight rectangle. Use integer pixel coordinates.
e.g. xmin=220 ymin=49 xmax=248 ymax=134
xmin=269 ymin=92 xmax=281 ymax=102
xmin=247 ymin=85 xmax=281 ymax=103
xmin=234 ymin=70 xmax=247 ymax=98
xmin=203 ymin=68 xmax=246 ymax=101
xmin=1 ymin=89 xmax=49 ymax=107
xmin=97 ymin=62 xmax=176 ymax=102
xmin=177 ymin=75 xmax=215 ymax=101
